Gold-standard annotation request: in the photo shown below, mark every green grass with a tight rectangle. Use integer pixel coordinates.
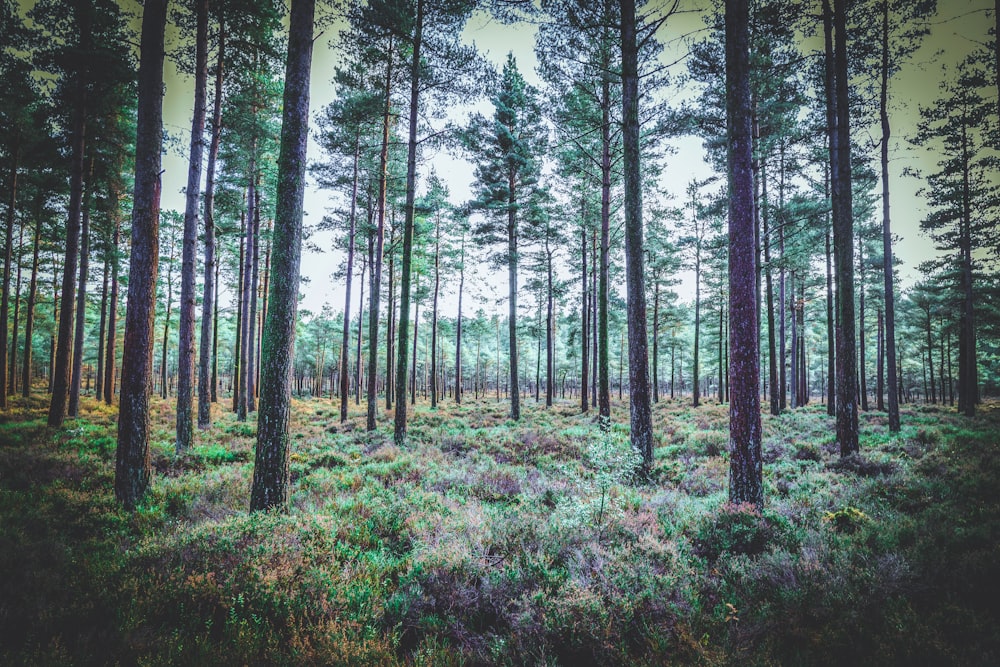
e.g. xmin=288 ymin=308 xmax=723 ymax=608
xmin=1 ymin=394 xmax=998 ymax=665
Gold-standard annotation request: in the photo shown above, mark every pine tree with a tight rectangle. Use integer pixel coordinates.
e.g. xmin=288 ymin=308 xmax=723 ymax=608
xmin=461 ymin=54 xmax=547 ymax=421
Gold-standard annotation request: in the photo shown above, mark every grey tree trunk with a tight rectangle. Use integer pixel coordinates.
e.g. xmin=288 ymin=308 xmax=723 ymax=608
xmin=104 ymin=214 xmax=120 ymax=404
xmin=22 ymin=215 xmax=40 ymax=397
xmin=199 ymin=14 xmax=224 ymax=429
xmin=339 ymin=136 xmax=359 ymax=422
xmin=879 ymin=0 xmax=900 ymax=430
xmin=620 ymin=0 xmax=653 ymax=474
xmin=250 ymin=0 xmax=314 ymax=511
xmin=829 ymin=0 xmax=859 ymax=455
xmin=726 ymin=0 xmax=763 ymax=509
xmin=116 ymin=0 xmax=167 ymax=510
xmin=395 ymin=0 xmax=424 ymax=443
xmin=177 ymin=0 xmax=209 ymax=449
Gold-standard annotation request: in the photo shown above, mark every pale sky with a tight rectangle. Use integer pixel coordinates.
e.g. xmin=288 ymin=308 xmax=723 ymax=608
xmin=150 ymin=0 xmax=996 ymax=320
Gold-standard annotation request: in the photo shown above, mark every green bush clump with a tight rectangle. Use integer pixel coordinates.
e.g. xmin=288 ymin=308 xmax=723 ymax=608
xmin=823 ymin=506 xmax=868 ymax=534
xmin=693 ymin=503 xmax=795 ymax=561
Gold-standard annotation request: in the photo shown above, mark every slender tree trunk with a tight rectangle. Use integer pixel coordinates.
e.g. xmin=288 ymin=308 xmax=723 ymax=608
xmin=507 ymin=175 xmax=521 ymax=420
xmin=411 ymin=284 xmax=419 ymax=406
xmin=726 ymin=0 xmax=763 ymax=509
xmin=825 ymin=189 xmax=835 ymax=415
xmin=233 ymin=210 xmax=245 ymax=413
xmin=762 ymin=161 xmax=779 ymax=415
xmin=828 ymin=0 xmax=859 ymax=455
xmin=652 ymin=280 xmax=659 ymax=403
xmin=49 ymin=57 xmax=88 ymax=426
xmin=69 ymin=157 xmax=95 ymax=415
xmin=591 ymin=229 xmax=597 ymax=408
xmin=598 ymin=71 xmax=611 ymax=425
xmin=211 ymin=255 xmax=219 ymax=402
xmin=199 ymin=14 xmax=224 ymax=429
xmin=580 ymin=218 xmax=589 ymax=412
xmin=455 ymin=233 xmax=464 ymax=404
xmin=104 ymin=214 xmax=120 ymax=404
xmin=22 ymin=215 xmax=40 ymax=397
xmin=879 ymin=0 xmax=900 ymax=430
xmin=115 ymin=0 xmax=167 ymax=510
xmin=250 ymin=0 xmax=314 ymax=511
xmin=0 ymin=138 xmax=18 ymax=409
xmin=357 ymin=245 xmax=366 ymax=405
xmin=789 ymin=273 xmax=798 ymax=409
xmin=876 ymin=307 xmax=884 ymax=411
xmin=859 ymin=252 xmax=868 ymax=411
xmin=368 ymin=47 xmax=392 ymax=432
xmin=621 ymin=0 xmax=653 ymax=473
xmin=238 ymin=176 xmax=254 ymax=420
xmin=693 ymin=250 xmax=701 ymax=408
xmin=176 ymin=0 xmax=208 ymax=450
xmin=339 ymin=138 xmax=359 ymax=421
xmin=546 ymin=245 xmax=554 ymax=408
xmin=958 ymin=117 xmax=976 ymax=417
xmin=247 ymin=183 xmax=261 ymax=412
xmin=95 ymin=251 xmax=109 ymax=400
xmin=9 ymin=224 xmax=24 ymax=395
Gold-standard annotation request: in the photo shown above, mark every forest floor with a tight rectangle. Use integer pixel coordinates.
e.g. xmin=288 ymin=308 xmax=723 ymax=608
xmin=1 ymin=392 xmax=999 ymax=666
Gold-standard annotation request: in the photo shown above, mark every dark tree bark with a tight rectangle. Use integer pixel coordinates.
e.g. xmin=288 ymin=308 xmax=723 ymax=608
xmin=176 ymin=0 xmax=208 ymax=450
xmin=0 ymin=133 xmax=20 ymax=409
xmin=0 ymin=136 xmax=18 ymax=409
xmin=199 ymin=16 xmax=224 ymax=428
xmin=238 ymin=174 xmax=256 ymax=421
xmin=250 ymin=0 xmax=314 ymax=512
xmin=825 ymin=190 xmax=835 ymax=415
xmin=233 ymin=210 xmax=245 ymax=413
xmin=652 ymin=277 xmax=659 ymax=403
xmin=726 ymin=0 xmax=763 ymax=509
xmin=339 ymin=136 xmax=359 ymax=422
xmin=507 ymin=177 xmax=521 ymax=420
xmin=116 ymin=0 xmax=168 ymax=510
xmin=620 ymin=0 xmax=653 ymax=474
xmin=455 ymin=232 xmax=464 ymax=404
xmin=49 ymin=46 xmax=88 ymax=426
xmin=580 ymin=218 xmax=589 ymax=412
xmin=247 ymin=181 xmax=261 ymax=411
xmin=96 ymin=250 xmax=109 ymax=400
xmin=879 ymin=0 xmax=900 ymax=431
xmin=828 ymin=0 xmax=859 ymax=455
xmin=858 ymin=249 xmax=868 ymax=411
xmin=598 ymin=70 xmax=611 ymax=425
xmin=104 ymin=213 xmax=120 ymax=404
xmin=762 ymin=161 xmax=779 ymax=415
xmin=9 ymin=223 xmax=24 ymax=395
xmin=394 ymin=0 xmax=422 ymax=445
xmin=22 ymin=215 xmax=40 ymax=397
xmin=368 ymin=46 xmax=392 ymax=432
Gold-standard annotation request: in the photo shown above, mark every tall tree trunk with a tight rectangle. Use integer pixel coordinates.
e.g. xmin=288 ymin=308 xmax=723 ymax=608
xmin=507 ymin=173 xmax=521 ymax=420
xmin=233 ymin=210 xmax=245 ymax=413
xmin=825 ymin=188 xmax=835 ymax=415
xmin=368 ymin=46 xmax=392 ymax=432
xmin=598 ymin=69 xmax=611 ymax=425
xmin=789 ymin=273 xmax=798 ymax=409
xmin=879 ymin=0 xmax=900 ymax=431
xmin=96 ymin=251 xmax=109 ymax=400
xmin=211 ymin=255 xmax=219 ymax=402
xmin=580 ymin=217 xmax=589 ymax=412
xmin=199 ymin=13 xmax=224 ymax=429
xmin=238 ymin=177 xmax=254 ymax=420
xmin=652 ymin=279 xmax=659 ymax=403
xmin=9 ymin=223 xmax=24 ymax=395
xmin=22 ymin=215 xmax=40 ymax=397
xmin=432 ymin=196 xmax=442 ymax=411
xmin=49 ymin=49 xmax=88 ymax=426
xmin=876 ymin=306 xmax=885 ymax=411
xmin=247 ymin=182 xmax=261 ymax=412
xmin=104 ymin=214 xmax=120 ymax=404
xmin=858 ymin=250 xmax=868 ymax=411
xmin=357 ymin=244 xmax=367 ymax=405
xmin=621 ymin=0 xmax=653 ymax=473
xmin=176 ymin=0 xmax=209 ymax=450
xmin=762 ymin=161 xmax=779 ymax=415
xmin=958 ymin=114 xmax=976 ymax=416
xmin=340 ymin=136 xmax=359 ymax=421
xmin=546 ymin=245 xmax=554 ymax=408
xmin=693 ymin=249 xmax=701 ymax=408
xmin=115 ymin=0 xmax=167 ymax=510
xmin=70 ymin=157 xmax=95 ymax=415
xmin=591 ymin=229 xmax=597 ymax=409
xmin=726 ymin=0 xmax=763 ymax=509
xmin=455 ymin=232 xmax=464 ymax=404
xmin=0 ymin=137 xmax=18 ymax=409
xmin=828 ymin=0 xmax=859 ymax=455
xmin=250 ymin=0 xmax=314 ymax=511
